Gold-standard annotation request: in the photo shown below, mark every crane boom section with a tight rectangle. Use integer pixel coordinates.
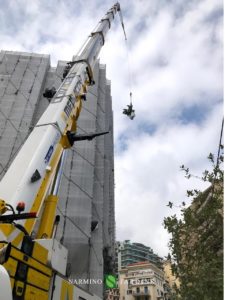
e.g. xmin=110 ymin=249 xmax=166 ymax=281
xmin=0 ymin=3 xmax=121 ymax=246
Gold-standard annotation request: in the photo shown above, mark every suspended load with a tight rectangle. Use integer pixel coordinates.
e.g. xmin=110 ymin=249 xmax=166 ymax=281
xmin=123 ymin=104 xmax=135 ymax=120
xmin=123 ymin=92 xmax=135 ymax=120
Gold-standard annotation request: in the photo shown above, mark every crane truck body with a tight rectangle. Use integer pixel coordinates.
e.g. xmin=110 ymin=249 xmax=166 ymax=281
xmin=0 ymin=3 xmax=123 ymax=299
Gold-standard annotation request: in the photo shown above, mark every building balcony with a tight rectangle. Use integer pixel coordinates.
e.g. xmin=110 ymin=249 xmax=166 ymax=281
xmin=125 ymin=273 xmax=154 ymax=279
xmin=132 ymin=291 xmax=150 ymax=296
xmin=128 ymin=281 xmax=155 ymax=288
xmin=132 ymin=291 xmax=151 ymax=299
xmin=125 ymin=274 xmax=155 ymax=284
xmin=134 ymin=296 xmax=151 ymax=300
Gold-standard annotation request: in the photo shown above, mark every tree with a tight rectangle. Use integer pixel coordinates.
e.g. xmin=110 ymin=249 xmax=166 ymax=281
xmin=164 ymin=145 xmax=223 ymax=300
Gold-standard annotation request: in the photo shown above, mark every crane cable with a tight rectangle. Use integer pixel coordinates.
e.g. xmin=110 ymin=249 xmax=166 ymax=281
xmin=124 ymin=31 xmax=133 ymax=105
xmin=119 ymin=8 xmax=133 ymax=99
xmin=126 ymin=41 xmax=133 ymax=106
xmin=118 ymin=8 xmax=127 ymax=41
xmin=118 ymin=7 xmax=135 ymax=117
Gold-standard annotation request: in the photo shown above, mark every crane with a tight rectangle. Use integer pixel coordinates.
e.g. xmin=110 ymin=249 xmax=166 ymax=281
xmin=0 ymin=3 xmax=125 ymax=299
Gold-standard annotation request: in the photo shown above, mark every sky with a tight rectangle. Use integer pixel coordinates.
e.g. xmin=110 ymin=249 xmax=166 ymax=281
xmin=0 ymin=0 xmax=223 ymax=257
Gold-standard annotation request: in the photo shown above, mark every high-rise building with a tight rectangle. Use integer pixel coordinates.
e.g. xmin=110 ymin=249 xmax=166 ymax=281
xmin=0 ymin=50 xmax=115 ymax=298
xmin=117 ymin=240 xmax=163 ymax=271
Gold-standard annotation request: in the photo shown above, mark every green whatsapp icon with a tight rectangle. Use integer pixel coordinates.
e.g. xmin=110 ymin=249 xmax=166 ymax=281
xmin=105 ymin=274 xmax=117 ymax=289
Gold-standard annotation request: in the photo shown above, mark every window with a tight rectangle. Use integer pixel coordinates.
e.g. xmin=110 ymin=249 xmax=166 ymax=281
xmin=127 ymin=290 xmax=132 ymax=295
xmin=144 ymin=286 xmax=148 ymax=293
xmin=136 ymin=287 xmax=140 ymax=293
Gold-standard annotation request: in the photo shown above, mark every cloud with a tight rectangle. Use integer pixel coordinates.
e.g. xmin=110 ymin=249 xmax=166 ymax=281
xmin=115 ymin=103 xmax=222 ymax=256
xmin=101 ymin=0 xmax=223 ymax=132
xmin=0 ymin=0 xmax=223 ymax=257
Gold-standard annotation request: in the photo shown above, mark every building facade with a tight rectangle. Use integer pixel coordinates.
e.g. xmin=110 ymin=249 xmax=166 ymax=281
xmin=104 ymin=288 xmax=120 ymax=300
xmin=117 ymin=240 xmax=163 ymax=271
xmin=119 ymin=262 xmax=165 ymax=300
xmin=163 ymin=260 xmax=180 ymax=299
xmin=0 ymin=50 xmax=115 ymax=298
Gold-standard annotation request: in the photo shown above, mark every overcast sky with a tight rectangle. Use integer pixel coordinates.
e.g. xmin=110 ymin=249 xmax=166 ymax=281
xmin=0 ymin=0 xmax=223 ymax=257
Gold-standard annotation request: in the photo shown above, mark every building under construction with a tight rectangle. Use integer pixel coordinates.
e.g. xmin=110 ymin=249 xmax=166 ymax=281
xmin=0 ymin=50 xmax=115 ymax=297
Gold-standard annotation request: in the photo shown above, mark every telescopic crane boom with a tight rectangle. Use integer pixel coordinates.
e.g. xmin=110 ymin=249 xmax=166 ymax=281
xmin=0 ymin=3 xmax=124 ymax=299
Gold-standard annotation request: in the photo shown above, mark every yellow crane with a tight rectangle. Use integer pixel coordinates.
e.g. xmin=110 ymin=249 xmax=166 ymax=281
xmin=0 ymin=3 xmax=126 ymax=299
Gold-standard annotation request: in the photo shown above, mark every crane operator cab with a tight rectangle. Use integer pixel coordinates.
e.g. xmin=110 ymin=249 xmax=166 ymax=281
xmin=123 ymin=103 xmax=135 ymax=120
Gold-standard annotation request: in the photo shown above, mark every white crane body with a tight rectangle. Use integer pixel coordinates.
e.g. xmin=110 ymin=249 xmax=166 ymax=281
xmin=0 ymin=3 xmax=122 ymax=299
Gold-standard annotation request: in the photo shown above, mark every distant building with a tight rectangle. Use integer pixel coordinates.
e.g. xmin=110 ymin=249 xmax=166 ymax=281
xmin=104 ymin=288 xmax=120 ymax=300
xmin=117 ymin=240 xmax=163 ymax=271
xmin=119 ymin=261 xmax=165 ymax=300
xmin=163 ymin=259 xmax=180 ymax=298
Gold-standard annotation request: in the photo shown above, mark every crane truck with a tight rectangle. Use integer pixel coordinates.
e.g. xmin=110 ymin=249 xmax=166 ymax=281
xmin=0 ymin=3 xmax=124 ymax=299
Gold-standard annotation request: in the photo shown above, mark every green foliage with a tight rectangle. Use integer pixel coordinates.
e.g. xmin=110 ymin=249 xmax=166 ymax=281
xmin=164 ymin=145 xmax=223 ymax=300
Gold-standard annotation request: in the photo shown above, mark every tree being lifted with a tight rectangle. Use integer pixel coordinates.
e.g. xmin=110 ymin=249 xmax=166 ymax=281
xmin=123 ymin=92 xmax=135 ymax=120
xmin=164 ymin=143 xmax=224 ymax=300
